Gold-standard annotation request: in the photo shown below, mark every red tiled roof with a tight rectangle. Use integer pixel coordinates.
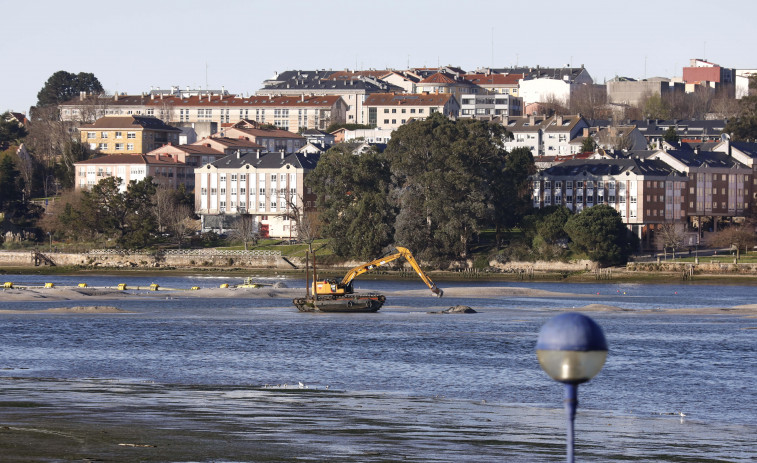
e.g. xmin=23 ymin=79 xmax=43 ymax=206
xmin=63 ymin=94 xmax=342 ymax=108
xmin=76 ymin=153 xmax=182 ymax=165
xmin=223 ymin=126 xmax=305 ymax=140
xmin=419 ymin=72 xmax=458 ymax=85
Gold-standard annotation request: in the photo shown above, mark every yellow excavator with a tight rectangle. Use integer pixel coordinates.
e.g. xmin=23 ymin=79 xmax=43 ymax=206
xmin=293 ymin=246 xmax=443 ymax=312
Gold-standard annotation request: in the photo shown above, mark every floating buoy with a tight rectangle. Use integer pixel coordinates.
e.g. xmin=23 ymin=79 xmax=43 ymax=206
xmin=190 ymin=286 xmax=200 ymax=290
xmin=44 ymin=282 xmax=54 ymax=289
xmin=220 ymin=283 xmax=229 ymax=288
xmin=117 ymin=283 xmax=127 ymax=291
xmin=150 ymin=283 xmax=159 ymax=291
xmin=674 ymin=291 xmax=678 ymax=295
xmin=78 ymin=283 xmax=87 ymax=288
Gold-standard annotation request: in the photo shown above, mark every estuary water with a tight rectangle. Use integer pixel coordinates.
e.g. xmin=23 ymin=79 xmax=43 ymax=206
xmin=0 ymin=275 xmax=755 ymax=462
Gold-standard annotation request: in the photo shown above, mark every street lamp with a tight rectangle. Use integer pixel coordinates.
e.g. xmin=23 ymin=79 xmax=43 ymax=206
xmin=536 ymin=313 xmax=608 ymax=463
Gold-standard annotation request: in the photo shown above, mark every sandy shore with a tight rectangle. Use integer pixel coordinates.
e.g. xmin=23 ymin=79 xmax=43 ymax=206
xmin=2 ymin=285 xmax=756 ymax=317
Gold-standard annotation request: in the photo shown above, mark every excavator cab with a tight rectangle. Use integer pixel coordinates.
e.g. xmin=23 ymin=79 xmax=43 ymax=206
xmin=314 ymin=279 xmax=353 ymax=296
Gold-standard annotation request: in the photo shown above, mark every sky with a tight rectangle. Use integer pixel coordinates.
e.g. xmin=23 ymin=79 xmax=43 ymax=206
xmin=2 ymin=0 xmax=756 ymax=114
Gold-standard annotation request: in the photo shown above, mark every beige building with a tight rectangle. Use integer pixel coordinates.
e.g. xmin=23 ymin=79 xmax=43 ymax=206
xmin=74 ymin=154 xmax=192 ymax=192
xmin=62 ymin=92 xmax=347 ymax=131
xmin=194 ymin=151 xmax=319 ymax=238
xmin=363 ymin=93 xmax=459 ymax=130
xmin=78 ymin=115 xmax=181 ymax=155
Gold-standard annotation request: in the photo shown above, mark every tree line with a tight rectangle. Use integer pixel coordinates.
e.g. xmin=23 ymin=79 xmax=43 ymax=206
xmin=306 ymin=113 xmax=638 ymax=267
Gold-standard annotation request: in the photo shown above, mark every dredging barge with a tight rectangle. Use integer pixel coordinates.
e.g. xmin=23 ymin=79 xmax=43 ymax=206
xmin=293 ymin=246 xmax=442 ymax=313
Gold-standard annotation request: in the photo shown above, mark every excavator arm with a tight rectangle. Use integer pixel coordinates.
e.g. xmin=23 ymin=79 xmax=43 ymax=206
xmin=340 ymin=246 xmax=443 ymax=297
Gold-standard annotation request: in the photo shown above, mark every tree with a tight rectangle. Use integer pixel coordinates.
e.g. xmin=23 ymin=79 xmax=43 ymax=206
xmin=230 ymin=213 xmax=259 ymax=250
xmin=662 ymin=126 xmax=679 ymax=145
xmin=580 ymin=136 xmax=596 ymax=153
xmin=641 ymin=93 xmax=671 ymax=120
xmin=78 ymin=176 xmax=158 ymax=248
xmin=536 ymin=205 xmax=572 ymax=245
xmin=54 ymin=140 xmax=92 ymax=190
xmin=0 ymin=112 xmax=28 ymax=144
xmin=569 ymin=84 xmax=607 ymax=120
xmin=0 ymin=154 xmax=24 ymax=213
xmin=284 ymin=194 xmax=321 ymax=252
xmin=307 ymin=144 xmax=394 ymax=260
xmin=385 ymin=113 xmax=516 ymax=262
xmin=564 ymin=205 xmax=635 ymax=267
xmin=709 ymin=224 xmax=757 ymax=260
xmin=35 ymin=71 xmax=104 ymax=109
xmin=166 ymin=204 xmax=198 ymax=248
xmin=656 ymin=222 xmax=685 ymax=259
xmin=724 ymin=76 xmax=757 ymax=142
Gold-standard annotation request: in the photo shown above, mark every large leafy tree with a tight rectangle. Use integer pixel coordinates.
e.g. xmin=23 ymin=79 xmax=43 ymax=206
xmin=35 ymin=71 xmax=104 ymax=109
xmin=307 ymin=144 xmax=394 ymax=259
xmin=724 ymin=75 xmax=757 ymax=141
xmin=0 ymin=154 xmax=24 ymax=212
xmin=78 ymin=176 xmax=158 ymax=248
xmin=564 ymin=204 xmax=636 ymax=267
xmin=0 ymin=112 xmax=28 ymax=144
xmin=386 ymin=113 xmax=527 ymax=262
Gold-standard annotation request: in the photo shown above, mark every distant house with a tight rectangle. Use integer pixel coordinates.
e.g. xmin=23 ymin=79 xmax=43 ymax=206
xmin=220 ymin=120 xmax=306 ymax=153
xmin=301 ymin=129 xmax=335 ymax=148
xmin=363 ymin=93 xmax=459 ymax=130
xmin=78 ymin=115 xmax=181 ymax=155
xmin=503 ymin=115 xmax=588 ymax=156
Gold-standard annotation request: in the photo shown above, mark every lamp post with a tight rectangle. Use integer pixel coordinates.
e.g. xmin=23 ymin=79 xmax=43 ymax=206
xmin=536 ymin=313 xmax=608 ymax=463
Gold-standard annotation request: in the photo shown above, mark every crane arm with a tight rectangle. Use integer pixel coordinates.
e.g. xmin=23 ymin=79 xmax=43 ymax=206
xmin=340 ymin=246 xmax=443 ymax=297
xmin=339 ymin=252 xmax=404 ymax=287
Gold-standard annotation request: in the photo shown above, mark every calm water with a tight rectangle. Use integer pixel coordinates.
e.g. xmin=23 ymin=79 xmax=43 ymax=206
xmin=0 ymin=275 xmax=755 ymax=462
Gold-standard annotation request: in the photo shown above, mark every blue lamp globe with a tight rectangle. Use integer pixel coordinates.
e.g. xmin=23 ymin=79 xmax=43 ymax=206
xmin=536 ymin=312 xmax=608 ymax=384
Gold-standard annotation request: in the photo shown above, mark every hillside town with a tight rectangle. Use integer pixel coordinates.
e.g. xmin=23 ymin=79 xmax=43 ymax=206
xmin=2 ymin=58 xmax=757 ymax=264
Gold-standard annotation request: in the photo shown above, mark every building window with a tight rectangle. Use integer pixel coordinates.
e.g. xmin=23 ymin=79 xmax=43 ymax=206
xmin=115 ymin=131 xmax=122 ymax=139
xmin=98 ymin=143 xmax=107 ymax=150
xmin=87 ymin=132 xmax=96 ymax=139
xmin=126 ymin=143 xmax=134 ymax=150
xmin=101 ymin=132 xmax=108 ymax=138
xmin=127 ymin=132 xmax=136 ymax=139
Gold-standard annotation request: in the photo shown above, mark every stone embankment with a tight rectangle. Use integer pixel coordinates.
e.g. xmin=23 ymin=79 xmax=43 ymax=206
xmin=627 ymin=261 xmax=757 ymax=274
xmin=0 ymin=249 xmax=294 ymax=269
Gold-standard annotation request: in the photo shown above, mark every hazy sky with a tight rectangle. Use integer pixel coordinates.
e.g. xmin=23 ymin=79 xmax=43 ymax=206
xmin=2 ymin=0 xmax=755 ymax=114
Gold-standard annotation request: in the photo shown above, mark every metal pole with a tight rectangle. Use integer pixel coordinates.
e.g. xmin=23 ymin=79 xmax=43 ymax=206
xmin=564 ymin=383 xmax=577 ymax=463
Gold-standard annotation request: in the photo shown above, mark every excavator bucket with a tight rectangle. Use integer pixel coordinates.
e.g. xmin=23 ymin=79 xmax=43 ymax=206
xmin=431 ymin=285 xmax=444 ymax=298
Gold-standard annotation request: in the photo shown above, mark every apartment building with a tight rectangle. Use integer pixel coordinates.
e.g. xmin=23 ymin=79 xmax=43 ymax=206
xmin=194 ymin=151 xmax=319 ymax=238
xmin=459 ymin=93 xmax=523 ymax=119
xmin=462 ymin=73 xmax=522 ymax=96
xmin=652 ymin=148 xmax=752 ymax=220
xmin=363 ymin=93 xmax=459 ymax=130
xmin=78 ymin=115 xmax=181 ymax=155
xmin=74 ymin=154 xmax=192 ymax=192
xmin=415 ymin=72 xmax=478 ymax=104
xmin=61 ymin=92 xmax=346 ymax=130
xmin=532 ymin=158 xmax=688 ymax=246
xmin=259 ymin=70 xmax=399 ymax=125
